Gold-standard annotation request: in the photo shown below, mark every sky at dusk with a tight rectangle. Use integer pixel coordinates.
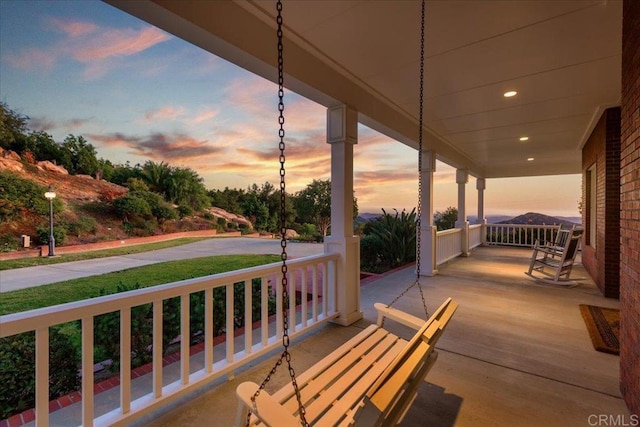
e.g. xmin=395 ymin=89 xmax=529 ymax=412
xmin=0 ymin=0 xmax=582 ymax=218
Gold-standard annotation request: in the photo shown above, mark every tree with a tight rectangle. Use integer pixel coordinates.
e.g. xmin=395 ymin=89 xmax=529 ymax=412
xmin=166 ymin=167 xmax=210 ymax=211
xmin=294 ymin=179 xmax=332 ymax=237
xmin=141 ymin=161 xmax=172 ymax=195
xmin=293 ymin=179 xmax=358 ymax=237
xmin=241 ymin=192 xmax=268 ymax=231
xmin=27 ymin=131 xmax=63 ymax=165
xmin=0 ymin=102 xmax=29 ymax=152
xmin=61 ymin=135 xmax=99 ymax=176
xmin=434 ymin=206 xmax=458 ymax=231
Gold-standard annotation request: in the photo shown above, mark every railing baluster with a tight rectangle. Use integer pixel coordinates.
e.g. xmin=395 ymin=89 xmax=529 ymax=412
xmin=276 ymin=272 xmax=283 ymax=339
xmin=81 ymin=318 xmax=93 ymax=426
xmin=323 ymin=261 xmax=330 ymax=316
xmin=289 ymin=270 xmax=296 ymax=332
xmin=261 ymin=277 xmax=269 ymax=347
xmin=301 ymin=265 xmax=308 ymax=327
xmin=35 ymin=327 xmax=49 ymax=427
xmin=205 ymin=288 xmax=213 ymax=373
xmin=226 ymin=284 xmax=234 ymax=363
xmin=120 ymin=308 xmax=131 ymax=414
xmin=180 ymin=294 xmax=190 ymax=384
xmin=244 ymin=280 xmax=252 ymax=355
xmin=152 ymin=301 xmax=163 ymax=398
xmin=312 ymin=264 xmax=318 ymax=322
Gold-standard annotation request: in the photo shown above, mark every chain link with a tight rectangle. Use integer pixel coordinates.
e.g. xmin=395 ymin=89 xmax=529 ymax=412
xmin=248 ymin=1 xmax=309 ymax=426
xmin=384 ymin=0 xmax=429 ymax=324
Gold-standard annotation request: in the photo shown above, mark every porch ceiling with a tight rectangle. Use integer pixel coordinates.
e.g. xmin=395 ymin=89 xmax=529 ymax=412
xmin=106 ymin=0 xmax=622 ymax=179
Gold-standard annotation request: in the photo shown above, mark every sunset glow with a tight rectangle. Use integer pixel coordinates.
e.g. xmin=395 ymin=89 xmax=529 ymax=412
xmin=0 ymin=0 xmax=581 ymax=217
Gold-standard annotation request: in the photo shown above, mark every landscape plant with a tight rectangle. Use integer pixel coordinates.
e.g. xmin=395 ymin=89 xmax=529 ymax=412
xmin=0 ymin=328 xmax=80 ymax=419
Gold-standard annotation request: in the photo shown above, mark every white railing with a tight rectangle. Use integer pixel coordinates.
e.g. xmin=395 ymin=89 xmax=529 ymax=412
xmin=469 ymin=224 xmax=483 ymax=249
xmin=0 ymin=253 xmax=339 ymax=426
xmin=485 ymin=224 xmax=561 ymax=247
xmin=435 ymin=228 xmax=462 ymax=265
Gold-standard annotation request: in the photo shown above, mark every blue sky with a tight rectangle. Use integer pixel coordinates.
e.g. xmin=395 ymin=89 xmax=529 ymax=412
xmin=0 ymin=0 xmax=581 ymax=217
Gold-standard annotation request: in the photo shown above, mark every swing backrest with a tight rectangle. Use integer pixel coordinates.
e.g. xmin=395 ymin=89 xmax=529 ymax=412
xmin=353 ymin=297 xmax=458 ymax=426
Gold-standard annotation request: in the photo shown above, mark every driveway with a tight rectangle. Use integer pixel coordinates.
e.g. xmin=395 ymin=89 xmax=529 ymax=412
xmin=0 ymin=238 xmax=324 ymax=293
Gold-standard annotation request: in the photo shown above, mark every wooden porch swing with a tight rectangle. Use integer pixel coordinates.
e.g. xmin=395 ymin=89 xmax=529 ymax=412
xmin=235 ymin=1 xmax=457 ymax=425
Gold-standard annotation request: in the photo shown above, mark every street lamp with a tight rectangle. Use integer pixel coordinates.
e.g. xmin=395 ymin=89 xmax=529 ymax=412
xmin=44 ymin=186 xmax=56 ymax=256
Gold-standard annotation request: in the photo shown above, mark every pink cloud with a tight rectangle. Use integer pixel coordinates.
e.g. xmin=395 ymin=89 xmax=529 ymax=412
xmin=88 ymin=131 xmax=221 ymax=161
xmin=188 ymin=108 xmax=219 ymax=125
xmin=143 ymin=106 xmax=185 ymax=122
xmin=72 ymin=27 xmax=170 ymax=62
xmin=50 ymin=18 xmax=97 ymax=37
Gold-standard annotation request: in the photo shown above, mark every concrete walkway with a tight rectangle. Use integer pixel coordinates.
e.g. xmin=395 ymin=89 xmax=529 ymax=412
xmin=0 ymin=238 xmax=323 ymax=293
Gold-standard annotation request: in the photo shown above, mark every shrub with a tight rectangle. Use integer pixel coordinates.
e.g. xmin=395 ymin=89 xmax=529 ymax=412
xmin=0 ymin=171 xmax=63 ymax=220
xmin=360 ymin=234 xmax=384 ymax=272
xmin=364 ymin=208 xmax=417 ymax=270
xmin=94 ymin=283 xmax=153 ymax=372
xmin=36 ymin=224 xmax=67 ymax=246
xmin=177 ymin=205 xmax=193 ymax=219
xmin=0 ymin=234 xmax=18 ymax=252
xmin=202 ymin=211 xmax=215 ymax=221
xmin=0 ymin=329 xmax=80 ymax=419
xmin=67 ymin=216 xmax=98 ymax=237
xmin=113 ymin=194 xmax=151 ymax=220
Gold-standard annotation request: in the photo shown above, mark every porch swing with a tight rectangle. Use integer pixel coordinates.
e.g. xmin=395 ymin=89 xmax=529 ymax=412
xmin=235 ymin=1 xmax=457 ymax=425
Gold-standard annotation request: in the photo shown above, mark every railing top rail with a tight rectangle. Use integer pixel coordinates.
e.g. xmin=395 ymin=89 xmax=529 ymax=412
xmin=469 ymin=224 xmax=482 ymax=229
xmin=436 ymin=228 xmax=462 ymax=236
xmin=0 ymin=252 xmax=339 ymax=338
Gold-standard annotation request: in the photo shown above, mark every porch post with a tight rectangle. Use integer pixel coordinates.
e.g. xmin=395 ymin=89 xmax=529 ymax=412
xmin=456 ymin=169 xmax=470 ymax=256
xmin=477 ymin=178 xmax=487 ymax=245
xmin=323 ymin=105 xmax=362 ymax=326
xmin=419 ymin=151 xmax=438 ymax=276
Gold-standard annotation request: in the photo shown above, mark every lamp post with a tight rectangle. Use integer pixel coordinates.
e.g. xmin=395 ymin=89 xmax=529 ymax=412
xmin=44 ymin=186 xmax=56 ymax=256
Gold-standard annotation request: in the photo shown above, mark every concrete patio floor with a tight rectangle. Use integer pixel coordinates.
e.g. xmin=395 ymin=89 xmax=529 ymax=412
xmin=130 ymin=246 xmax=628 ymax=427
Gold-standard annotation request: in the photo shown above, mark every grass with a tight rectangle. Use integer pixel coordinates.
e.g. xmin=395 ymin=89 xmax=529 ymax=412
xmin=0 ymin=237 xmax=211 ymax=271
xmin=0 ymin=254 xmax=280 ymax=315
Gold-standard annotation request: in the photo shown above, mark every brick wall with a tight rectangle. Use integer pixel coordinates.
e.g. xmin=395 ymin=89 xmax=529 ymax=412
xmin=581 ymin=107 xmax=621 ymax=298
xmin=620 ymin=0 xmax=640 ymax=415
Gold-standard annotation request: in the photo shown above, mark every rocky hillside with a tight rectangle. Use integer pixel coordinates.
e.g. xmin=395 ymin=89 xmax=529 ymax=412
xmin=0 ymin=148 xmax=127 ymax=204
xmin=0 ymin=149 xmax=252 ymax=249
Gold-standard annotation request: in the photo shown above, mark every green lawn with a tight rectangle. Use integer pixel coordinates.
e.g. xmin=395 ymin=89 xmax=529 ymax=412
xmin=0 ymin=237 xmax=211 ymax=271
xmin=0 ymin=254 xmax=280 ymax=315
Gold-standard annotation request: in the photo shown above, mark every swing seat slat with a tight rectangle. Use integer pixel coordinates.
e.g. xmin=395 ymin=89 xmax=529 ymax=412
xmin=236 ymin=298 xmax=457 ymax=426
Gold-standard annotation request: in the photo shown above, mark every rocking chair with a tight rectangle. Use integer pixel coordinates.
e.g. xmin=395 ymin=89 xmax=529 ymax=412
xmin=526 ymin=227 xmax=583 ymax=285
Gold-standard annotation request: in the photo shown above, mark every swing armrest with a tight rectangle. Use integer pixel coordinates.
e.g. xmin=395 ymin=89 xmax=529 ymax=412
xmin=236 ymin=381 xmax=299 ymax=427
xmin=374 ymin=303 xmax=425 ymax=330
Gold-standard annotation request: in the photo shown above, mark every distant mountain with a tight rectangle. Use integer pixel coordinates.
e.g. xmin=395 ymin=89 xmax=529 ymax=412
xmin=497 ymin=212 xmax=579 ymax=226
xmin=358 ymin=213 xmax=383 ymax=221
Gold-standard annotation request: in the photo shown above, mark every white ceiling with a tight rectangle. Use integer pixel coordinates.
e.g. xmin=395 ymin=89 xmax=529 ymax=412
xmin=107 ymin=0 xmax=622 ymax=179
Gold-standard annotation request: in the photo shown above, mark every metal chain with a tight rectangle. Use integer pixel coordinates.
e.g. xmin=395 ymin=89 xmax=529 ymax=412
xmin=384 ymin=0 xmax=429 ymax=323
xmin=248 ymin=1 xmax=309 ymax=426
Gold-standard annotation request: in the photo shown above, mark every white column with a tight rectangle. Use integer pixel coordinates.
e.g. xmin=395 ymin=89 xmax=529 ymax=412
xmin=456 ymin=169 xmax=470 ymax=256
xmin=323 ymin=105 xmax=362 ymax=326
xmin=419 ymin=151 xmax=438 ymax=276
xmin=477 ymin=178 xmax=487 ymax=245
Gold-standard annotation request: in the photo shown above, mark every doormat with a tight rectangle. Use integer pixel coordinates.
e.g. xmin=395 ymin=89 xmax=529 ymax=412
xmin=579 ymin=304 xmax=620 ymax=355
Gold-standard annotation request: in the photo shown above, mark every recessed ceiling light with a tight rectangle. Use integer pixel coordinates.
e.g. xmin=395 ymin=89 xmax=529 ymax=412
xmin=519 ymin=136 xmax=529 ymax=141
xmin=527 ymin=157 xmax=534 ymax=161
xmin=503 ymin=91 xmax=518 ymax=98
